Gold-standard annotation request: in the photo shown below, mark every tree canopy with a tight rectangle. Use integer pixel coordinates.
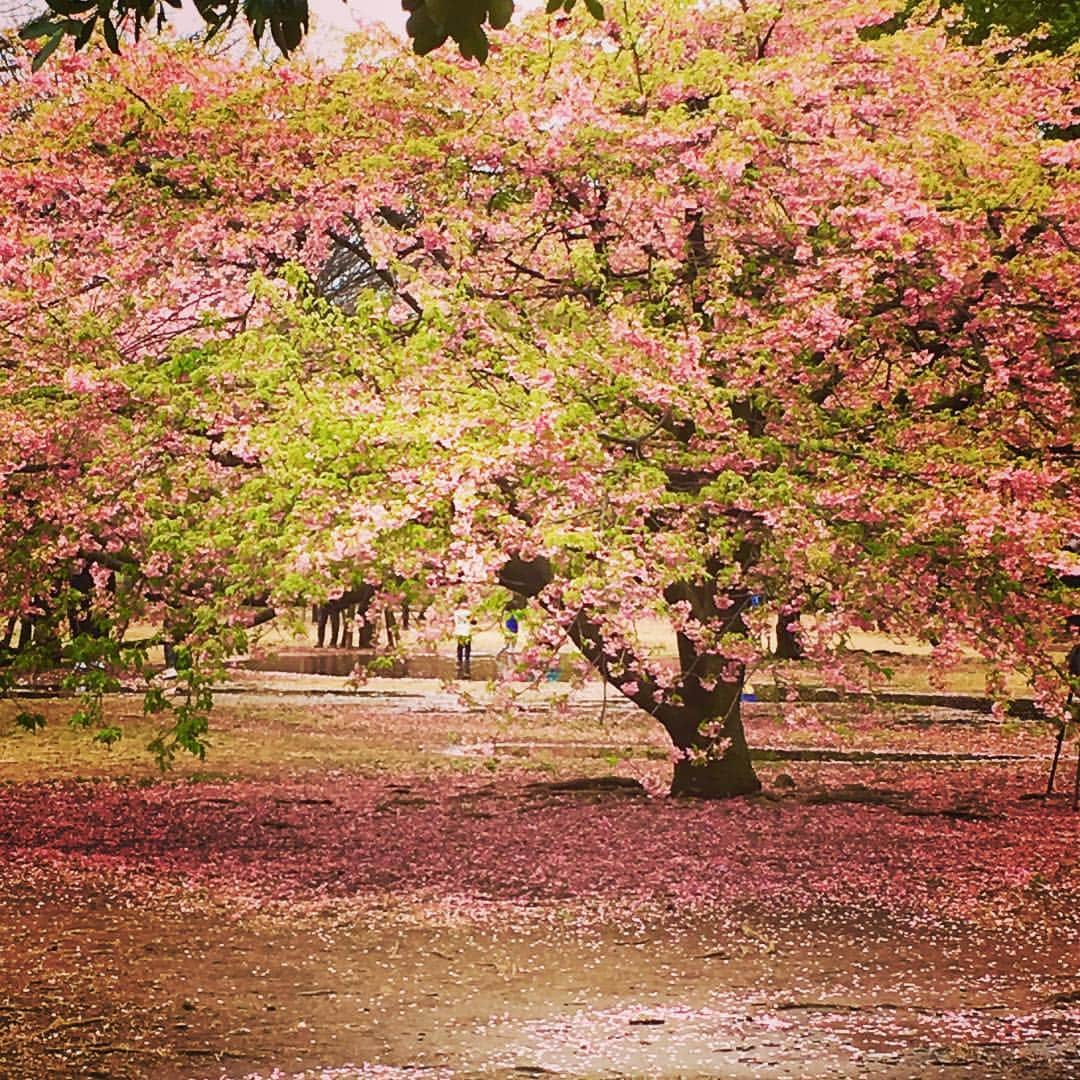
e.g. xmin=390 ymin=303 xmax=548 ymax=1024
xmin=1 ymin=0 xmax=1077 ymax=791
xmin=15 ymin=0 xmax=1080 ymax=70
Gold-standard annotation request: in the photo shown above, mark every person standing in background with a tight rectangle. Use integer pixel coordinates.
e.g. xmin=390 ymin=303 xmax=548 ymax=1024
xmin=454 ymin=604 xmax=476 ymax=678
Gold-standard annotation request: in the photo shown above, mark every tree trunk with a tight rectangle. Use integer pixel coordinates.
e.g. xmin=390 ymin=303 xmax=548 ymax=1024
xmin=667 ymin=712 xmax=761 ymax=795
xmin=671 ymin=749 xmax=760 ymax=798
xmin=660 ymin=632 xmax=760 ymax=798
xmin=498 ymin=556 xmax=762 ymax=799
xmin=356 ymin=615 xmax=377 ymax=649
xmin=384 ymin=606 xmax=400 ymax=648
xmin=774 ymin=602 xmax=803 ymax=660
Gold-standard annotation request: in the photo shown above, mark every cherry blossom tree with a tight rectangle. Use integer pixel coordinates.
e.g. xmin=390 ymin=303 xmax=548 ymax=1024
xmin=2 ymin=0 xmax=1077 ymax=793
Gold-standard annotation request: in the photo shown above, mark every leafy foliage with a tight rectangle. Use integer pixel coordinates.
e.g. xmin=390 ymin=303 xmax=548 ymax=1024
xmin=404 ymin=0 xmax=517 ymax=62
xmin=15 ymin=0 xmax=1078 ymax=70
xmin=92 ymin=723 xmax=123 ymax=747
xmin=19 ymin=0 xmax=309 ymax=70
xmin=13 ymin=710 xmax=46 ymax=734
xmin=862 ymin=0 xmax=1080 ymax=55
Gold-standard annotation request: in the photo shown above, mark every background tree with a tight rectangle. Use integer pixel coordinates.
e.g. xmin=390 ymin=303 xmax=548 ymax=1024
xmin=14 ymin=0 xmax=1080 ymax=72
xmin=2 ymin=0 xmax=1077 ymax=791
xmin=863 ymin=1 xmax=1080 ymax=56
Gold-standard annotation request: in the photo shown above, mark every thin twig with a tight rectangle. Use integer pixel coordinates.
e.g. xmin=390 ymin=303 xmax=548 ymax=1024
xmin=40 ymin=1016 xmax=108 ymax=1037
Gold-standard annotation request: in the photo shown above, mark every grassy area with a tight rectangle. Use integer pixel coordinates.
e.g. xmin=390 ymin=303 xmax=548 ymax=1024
xmin=0 ymin=695 xmax=671 ymax=784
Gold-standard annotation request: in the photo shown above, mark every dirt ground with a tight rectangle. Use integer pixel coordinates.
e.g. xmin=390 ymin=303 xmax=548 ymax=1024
xmin=2 ymin=893 xmax=1078 ymax=1080
xmin=0 ymin=684 xmax=1077 ymax=1079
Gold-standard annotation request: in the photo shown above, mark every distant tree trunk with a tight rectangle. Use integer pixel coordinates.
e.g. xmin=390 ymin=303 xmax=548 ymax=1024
xmin=314 ymin=603 xmax=339 ymax=648
xmin=349 ymin=586 xmax=376 ymax=646
xmin=499 ymin=556 xmax=761 ymax=799
xmin=338 ymin=604 xmax=355 ymax=648
xmin=356 ymin=610 xmax=377 ymax=648
xmin=316 ymin=585 xmax=379 ymax=648
xmin=384 ymin=606 xmax=400 ymax=648
xmin=774 ymin=601 xmax=803 ymax=660
xmin=2 ymin=615 xmax=34 ymax=652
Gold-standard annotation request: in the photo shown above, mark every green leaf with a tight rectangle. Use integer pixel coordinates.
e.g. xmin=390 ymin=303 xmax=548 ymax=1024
xmin=488 ymin=0 xmax=514 ymax=30
xmin=69 ymin=705 xmax=97 ymax=729
xmin=457 ymin=25 xmax=489 ymax=62
xmin=407 ymin=10 xmax=447 ymax=55
xmin=18 ymin=15 xmax=60 ymax=39
xmin=93 ymin=725 xmax=123 ymax=749
xmin=103 ymin=16 xmax=119 ymax=52
xmin=270 ymin=18 xmax=304 ymax=56
xmin=143 ymin=687 xmax=171 ymax=715
xmin=584 ymin=0 xmax=604 ymax=19
xmin=41 ymin=0 xmax=97 ymax=16
xmin=30 ymin=31 xmax=65 ymax=71
xmin=147 ymin=734 xmax=174 ymax=772
xmin=13 ymin=711 xmax=46 ymax=734
xmin=74 ymin=15 xmax=97 ymax=48
xmin=545 ymin=0 xmax=562 ymax=12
